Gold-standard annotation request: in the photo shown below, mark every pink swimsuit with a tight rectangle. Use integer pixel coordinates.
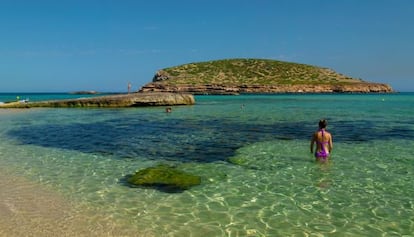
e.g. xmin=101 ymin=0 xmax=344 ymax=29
xmin=315 ymin=129 xmax=329 ymax=160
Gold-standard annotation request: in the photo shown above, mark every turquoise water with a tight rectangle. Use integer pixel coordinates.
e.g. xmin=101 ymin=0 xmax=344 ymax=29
xmin=0 ymin=93 xmax=413 ymax=236
xmin=0 ymin=92 xmax=113 ymax=103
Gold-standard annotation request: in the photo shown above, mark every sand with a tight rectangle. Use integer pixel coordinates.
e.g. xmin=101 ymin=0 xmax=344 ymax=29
xmin=0 ymin=168 xmax=147 ymax=237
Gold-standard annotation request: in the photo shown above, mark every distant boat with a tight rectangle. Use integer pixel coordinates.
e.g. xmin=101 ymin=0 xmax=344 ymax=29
xmin=70 ymin=91 xmax=99 ymax=95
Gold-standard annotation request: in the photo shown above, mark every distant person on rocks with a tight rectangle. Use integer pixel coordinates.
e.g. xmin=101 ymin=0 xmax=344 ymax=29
xmin=310 ymin=119 xmax=333 ymax=162
xmin=128 ymin=82 xmax=132 ymax=94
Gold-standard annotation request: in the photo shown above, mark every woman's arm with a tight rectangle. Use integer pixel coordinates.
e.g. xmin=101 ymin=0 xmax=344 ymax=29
xmin=328 ymin=134 xmax=333 ymax=152
xmin=310 ymin=133 xmax=316 ymax=153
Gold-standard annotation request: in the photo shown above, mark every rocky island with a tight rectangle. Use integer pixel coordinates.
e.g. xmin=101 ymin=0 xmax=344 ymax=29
xmin=139 ymin=58 xmax=393 ymax=94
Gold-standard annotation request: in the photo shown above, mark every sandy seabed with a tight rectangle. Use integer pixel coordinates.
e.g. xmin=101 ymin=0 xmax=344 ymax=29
xmin=0 ymin=168 xmax=148 ymax=237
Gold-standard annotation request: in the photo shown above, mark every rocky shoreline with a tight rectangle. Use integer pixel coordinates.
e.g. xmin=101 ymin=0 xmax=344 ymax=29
xmin=0 ymin=92 xmax=195 ymax=108
xmin=140 ymin=82 xmax=394 ymax=94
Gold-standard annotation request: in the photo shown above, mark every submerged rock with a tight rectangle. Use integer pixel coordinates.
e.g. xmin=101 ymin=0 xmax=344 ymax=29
xmin=127 ymin=164 xmax=201 ymax=193
xmin=227 ymin=156 xmax=246 ymax=166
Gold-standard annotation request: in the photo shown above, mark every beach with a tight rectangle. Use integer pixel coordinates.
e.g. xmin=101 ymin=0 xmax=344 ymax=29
xmin=0 ymin=93 xmax=413 ymax=236
xmin=0 ymin=165 xmax=152 ymax=237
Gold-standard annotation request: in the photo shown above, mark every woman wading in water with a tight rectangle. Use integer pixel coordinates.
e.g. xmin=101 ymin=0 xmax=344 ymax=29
xmin=310 ymin=119 xmax=333 ymax=162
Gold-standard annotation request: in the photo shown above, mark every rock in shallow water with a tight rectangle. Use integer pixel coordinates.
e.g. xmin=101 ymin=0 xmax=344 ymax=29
xmin=127 ymin=164 xmax=201 ymax=193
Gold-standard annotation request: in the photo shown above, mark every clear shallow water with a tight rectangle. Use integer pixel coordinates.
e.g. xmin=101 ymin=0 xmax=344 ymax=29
xmin=0 ymin=92 xmax=114 ymax=103
xmin=0 ymin=93 xmax=413 ymax=236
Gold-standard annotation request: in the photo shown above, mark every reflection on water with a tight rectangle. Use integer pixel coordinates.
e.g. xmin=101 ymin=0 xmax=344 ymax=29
xmin=313 ymin=160 xmax=333 ymax=189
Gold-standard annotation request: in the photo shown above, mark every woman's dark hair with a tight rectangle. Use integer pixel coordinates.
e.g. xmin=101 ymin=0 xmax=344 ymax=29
xmin=319 ymin=119 xmax=327 ymax=129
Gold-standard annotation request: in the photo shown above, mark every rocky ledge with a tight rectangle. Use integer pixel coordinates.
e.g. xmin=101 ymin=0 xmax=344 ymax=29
xmin=0 ymin=92 xmax=195 ymax=108
xmin=140 ymin=82 xmax=393 ymax=94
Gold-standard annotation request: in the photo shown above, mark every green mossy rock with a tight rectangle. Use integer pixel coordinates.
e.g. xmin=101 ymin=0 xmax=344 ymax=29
xmin=127 ymin=164 xmax=201 ymax=192
xmin=227 ymin=156 xmax=246 ymax=166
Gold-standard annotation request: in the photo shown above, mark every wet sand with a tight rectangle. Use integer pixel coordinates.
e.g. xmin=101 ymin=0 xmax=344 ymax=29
xmin=0 ymin=109 xmax=150 ymax=236
xmin=0 ymin=168 xmax=147 ymax=237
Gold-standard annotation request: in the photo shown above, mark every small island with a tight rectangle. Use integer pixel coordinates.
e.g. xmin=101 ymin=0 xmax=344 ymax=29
xmin=139 ymin=58 xmax=393 ymax=94
xmin=69 ymin=90 xmax=100 ymax=95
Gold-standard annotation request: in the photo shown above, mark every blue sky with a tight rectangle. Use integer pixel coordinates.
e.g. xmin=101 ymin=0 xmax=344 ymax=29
xmin=0 ymin=0 xmax=413 ymax=92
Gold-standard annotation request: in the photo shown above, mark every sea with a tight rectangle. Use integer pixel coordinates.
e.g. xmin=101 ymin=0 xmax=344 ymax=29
xmin=0 ymin=92 xmax=413 ymax=237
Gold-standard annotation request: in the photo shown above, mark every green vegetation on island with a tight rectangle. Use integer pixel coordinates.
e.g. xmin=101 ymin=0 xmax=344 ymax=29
xmin=155 ymin=58 xmax=361 ymax=85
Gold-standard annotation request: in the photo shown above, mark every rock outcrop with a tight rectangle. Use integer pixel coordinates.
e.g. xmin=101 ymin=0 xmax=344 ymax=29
xmin=140 ymin=82 xmax=393 ymax=94
xmin=0 ymin=92 xmax=195 ymax=108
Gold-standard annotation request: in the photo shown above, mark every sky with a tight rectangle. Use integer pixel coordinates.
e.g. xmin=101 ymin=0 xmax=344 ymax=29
xmin=0 ymin=0 xmax=413 ymax=92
